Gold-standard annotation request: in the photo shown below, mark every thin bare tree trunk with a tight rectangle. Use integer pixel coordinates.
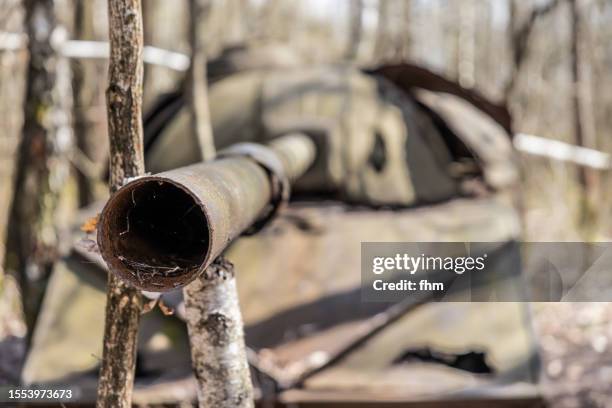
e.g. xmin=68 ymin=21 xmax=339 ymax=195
xmin=96 ymin=0 xmax=145 ymax=406
xmin=224 ymin=0 xmax=247 ymax=45
xmin=345 ymin=0 xmax=363 ymax=60
xmin=0 ymin=1 xmax=26 ymax=286
xmin=6 ymin=0 xmax=73 ymax=337
xmin=504 ymin=0 xmax=562 ymax=100
xmin=186 ymin=0 xmax=215 ymax=161
xmin=183 ymin=2 xmax=253 ymax=406
xmin=456 ymin=0 xmax=476 ymax=88
xmin=398 ymin=0 xmax=412 ymax=61
xmin=185 ymin=258 xmax=254 ymax=408
xmin=374 ymin=0 xmax=390 ymax=61
xmin=570 ymin=0 xmax=584 ymax=164
xmin=71 ymin=0 xmax=98 ymax=207
xmin=569 ymin=0 xmax=597 ymax=224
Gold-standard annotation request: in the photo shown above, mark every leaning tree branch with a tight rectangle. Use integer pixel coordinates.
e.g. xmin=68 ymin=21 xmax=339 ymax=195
xmin=512 ymin=0 xmax=561 ymax=66
xmin=505 ymin=0 xmax=562 ymax=99
xmin=96 ymin=0 xmax=145 ymax=406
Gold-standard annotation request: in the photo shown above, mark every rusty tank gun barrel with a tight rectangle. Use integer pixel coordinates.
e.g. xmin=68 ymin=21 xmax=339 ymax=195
xmin=97 ymin=133 xmax=316 ymax=292
xmin=267 ymin=133 xmax=317 ymax=183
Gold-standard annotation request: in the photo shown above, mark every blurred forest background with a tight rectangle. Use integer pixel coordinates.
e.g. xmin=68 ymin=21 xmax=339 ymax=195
xmin=2 ymin=0 xmax=612 ymax=405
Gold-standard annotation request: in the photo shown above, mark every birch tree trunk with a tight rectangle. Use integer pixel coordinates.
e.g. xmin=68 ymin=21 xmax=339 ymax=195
xmin=96 ymin=0 xmax=145 ymax=406
xmin=6 ymin=0 xmax=73 ymax=336
xmin=185 ymin=258 xmax=254 ymax=408
xmin=182 ymin=1 xmax=253 ymax=406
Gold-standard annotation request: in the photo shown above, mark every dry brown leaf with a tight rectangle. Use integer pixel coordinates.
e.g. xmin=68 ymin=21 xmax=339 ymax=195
xmin=141 ymin=298 xmax=158 ymax=314
xmin=81 ymin=214 xmax=99 ymax=233
xmin=158 ymin=299 xmax=175 ymax=316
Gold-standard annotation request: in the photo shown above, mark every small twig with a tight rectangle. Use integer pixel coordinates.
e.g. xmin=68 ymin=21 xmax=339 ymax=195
xmin=119 ymin=210 xmax=130 ymax=236
xmin=180 ymin=203 xmax=198 ymax=220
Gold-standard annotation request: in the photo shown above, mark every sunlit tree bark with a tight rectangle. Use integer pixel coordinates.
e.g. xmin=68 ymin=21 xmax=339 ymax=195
xmin=96 ymin=0 xmax=145 ymax=406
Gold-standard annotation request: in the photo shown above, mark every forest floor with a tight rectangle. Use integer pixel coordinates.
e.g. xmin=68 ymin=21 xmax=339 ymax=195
xmin=535 ymin=303 xmax=612 ymax=408
xmin=2 ymin=186 xmax=612 ymax=405
xmin=3 ymin=289 xmax=612 ymax=407
xmin=523 ymin=176 xmax=612 ymax=408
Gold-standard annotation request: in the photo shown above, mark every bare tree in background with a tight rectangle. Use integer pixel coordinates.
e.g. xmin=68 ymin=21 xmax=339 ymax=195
xmin=456 ymin=0 xmax=476 ymax=88
xmin=6 ymin=0 xmax=73 ymax=336
xmin=71 ymin=0 xmax=98 ymax=207
xmin=96 ymin=0 xmax=145 ymax=406
xmin=345 ymin=0 xmax=363 ymax=60
xmin=505 ymin=0 xmax=562 ymax=100
xmin=569 ymin=0 xmax=598 ymax=221
xmin=183 ymin=2 xmax=254 ymax=406
xmin=373 ymin=0 xmax=412 ymax=62
xmin=186 ymin=0 xmax=215 ymax=162
xmin=396 ymin=0 xmax=412 ymax=61
xmin=0 ymin=0 xmax=26 ymax=286
xmin=224 ymin=0 xmax=248 ymax=45
xmin=374 ymin=0 xmax=390 ymax=61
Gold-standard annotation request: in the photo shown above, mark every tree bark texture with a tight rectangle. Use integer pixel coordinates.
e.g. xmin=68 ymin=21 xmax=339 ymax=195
xmin=186 ymin=0 xmax=215 ymax=161
xmin=96 ymin=0 xmax=145 ymax=406
xmin=184 ymin=257 xmax=254 ymax=408
xmin=6 ymin=0 xmax=73 ymax=336
xmin=105 ymin=0 xmax=145 ymax=190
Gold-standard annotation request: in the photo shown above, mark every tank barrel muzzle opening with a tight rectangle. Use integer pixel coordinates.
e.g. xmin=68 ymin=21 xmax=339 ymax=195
xmin=97 ymin=178 xmax=212 ymax=292
xmin=97 ymin=133 xmax=316 ymax=292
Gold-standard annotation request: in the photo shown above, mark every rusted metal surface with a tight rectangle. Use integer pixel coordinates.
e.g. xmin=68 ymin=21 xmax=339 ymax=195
xmin=268 ymin=133 xmax=317 ymax=183
xmin=277 ymin=387 xmax=545 ymax=407
xmin=97 ymin=134 xmax=316 ymax=291
xmin=368 ymin=63 xmax=512 ymax=134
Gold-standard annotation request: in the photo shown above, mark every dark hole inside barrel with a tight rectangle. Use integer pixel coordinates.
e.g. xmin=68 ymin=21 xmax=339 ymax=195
xmin=111 ymin=181 xmax=209 ymax=277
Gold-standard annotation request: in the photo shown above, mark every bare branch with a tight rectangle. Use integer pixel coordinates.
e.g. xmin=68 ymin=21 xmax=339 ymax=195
xmin=96 ymin=0 xmax=145 ymax=406
xmin=505 ymin=0 xmax=562 ymax=98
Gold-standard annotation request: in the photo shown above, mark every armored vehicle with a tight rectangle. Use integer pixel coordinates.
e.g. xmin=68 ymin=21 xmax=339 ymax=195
xmin=22 ymin=45 xmax=541 ymax=407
